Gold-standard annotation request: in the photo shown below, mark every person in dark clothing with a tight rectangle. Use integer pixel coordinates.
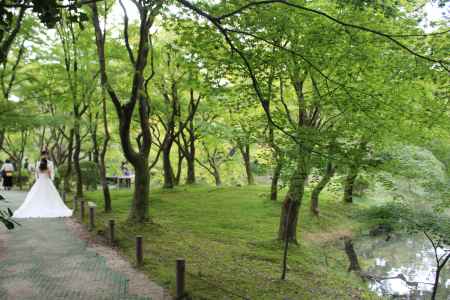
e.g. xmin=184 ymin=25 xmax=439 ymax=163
xmin=1 ymin=159 xmax=15 ymax=190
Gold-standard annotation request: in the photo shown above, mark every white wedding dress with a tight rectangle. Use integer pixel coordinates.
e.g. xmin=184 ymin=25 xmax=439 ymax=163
xmin=13 ymin=162 xmax=72 ymax=218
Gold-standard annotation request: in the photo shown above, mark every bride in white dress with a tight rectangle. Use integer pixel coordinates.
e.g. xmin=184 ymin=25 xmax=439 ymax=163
xmin=13 ymin=151 xmax=72 ymax=218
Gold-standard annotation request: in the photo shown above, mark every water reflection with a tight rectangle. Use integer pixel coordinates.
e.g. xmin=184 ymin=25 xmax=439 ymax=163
xmin=356 ymin=235 xmax=450 ymax=299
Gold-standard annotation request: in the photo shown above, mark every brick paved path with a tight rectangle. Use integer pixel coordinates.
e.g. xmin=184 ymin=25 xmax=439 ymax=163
xmin=0 ymin=191 xmax=164 ymax=300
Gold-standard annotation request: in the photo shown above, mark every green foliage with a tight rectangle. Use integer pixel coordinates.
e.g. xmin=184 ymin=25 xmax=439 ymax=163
xmin=357 ymin=201 xmax=450 ymax=244
xmin=0 ymin=0 xmax=89 ymax=29
xmin=0 ymin=207 xmax=18 ymax=230
xmin=80 ymin=161 xmax=99 ymax=191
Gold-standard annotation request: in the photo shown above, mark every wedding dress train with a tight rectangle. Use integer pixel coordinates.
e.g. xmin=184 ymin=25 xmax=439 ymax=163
xmin=13 ymin=169 xmax=72 ymax=218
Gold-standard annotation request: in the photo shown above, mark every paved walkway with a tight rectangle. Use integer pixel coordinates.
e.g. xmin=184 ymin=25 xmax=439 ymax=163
xmin=0 ymin=191 xmax=167 ymax=300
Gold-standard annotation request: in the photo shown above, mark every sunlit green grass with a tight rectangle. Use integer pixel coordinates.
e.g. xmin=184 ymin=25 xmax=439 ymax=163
xmin=80 ymin=185 xmax=378 ymax=299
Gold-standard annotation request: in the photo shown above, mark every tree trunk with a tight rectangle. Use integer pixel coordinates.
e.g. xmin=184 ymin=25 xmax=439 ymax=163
xmin=0 ymin=129 xmax=4 ymax=150
xmin=239 ymin=144 xmax=255 ymax=185
xmin=270 ymin=160 xmax=282 ymax=201
xmin=17 ymin=164 xmax=22 ymax=190
xmin=186 ymin=154 xmax=196 ymax=185
xmin=310 ymin=162 xmax=336 ymax=215
xmin=73 ymin=123 xmax=83 ymax=198
xmin=91 ymin=0 xmax=157 ymax=223
xmin=174 ymin=147 xmax=183 ymax=185
xmin=100 ymin=92 xmax=111 ymax=212
xmin=162 ymin=140 xmax=175 ymax=188
xmin=344 ymin=238 xmax=361 ymax=272
xmin=431 ymin=252 xmax=450 ymax=300
xmin=278 ymin=156 xmax=310 ymax=242
xmin=129 ymin=162 xmax=150 ymax=222
xmin=213 ymin=166 xmax=222 ymax=187
xmin=99 ymin=159 xmax=111 ymax=212
xmin=63 ymin=129 xmax=74 ymax=193
xmin=343 ymin=165 xmax=358 ymax=203
xmin=185 ymin=130 xmax=196 ymax=184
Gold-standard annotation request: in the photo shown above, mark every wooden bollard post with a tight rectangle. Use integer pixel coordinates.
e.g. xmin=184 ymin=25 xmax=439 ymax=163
xmin=80 ymin=200 xmax=85 ymax=220
xmin=136 ymin=236 xmax=143 ymax=267
xmin=109 ymin=220 xmax=115 ymax=245
xmin=176 ymin=259 xmax=186 ymax=299
xmin=88 ymin=202 xmax=96 ymax=231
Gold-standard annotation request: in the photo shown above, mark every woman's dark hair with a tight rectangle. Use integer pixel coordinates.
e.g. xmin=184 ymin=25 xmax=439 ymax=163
xmin=5 ymin=159 xmax=10 ymax=163
xmin=39 ymin=158 xmax=48 ymax=171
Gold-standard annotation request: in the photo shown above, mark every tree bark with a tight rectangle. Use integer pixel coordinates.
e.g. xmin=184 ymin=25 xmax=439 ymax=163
xmin=73 ymin=119 xmax=83 ymax=198
xmin=63 ymin=129 xmax=74 ymax=193
xmin=213 ymin=166 xmax=222 ymax=187
xmin=310 ymin=162 xmax=336 ymax=215
xmin=174 ymin=146 xmax=183 ymax=185
xmin=186 ymin=154 xmax=196 ymax=184
xmin=184 ymin=123 xmax=196 ymax=184
xmin=343 ymin=165 xmax=358 ymax=204
xmin=278 ymin=155 xmax=310 ymax=242
xmin=344 ymin=238 xmax=361 ymax=272
xmin=90 ymin=93 xmax=111 ymax=212
xmin=162 ymin=138 xmax=175 ymax=188
xmin=270 ymin=160 xmax=282 ymax=201
xmin=129 ymin=161 xmax=150 ymax=222
xmin=343 ymin=141 xmax=367 ymax=203
xmin=239 ymin=143 xmax=255 ymax=185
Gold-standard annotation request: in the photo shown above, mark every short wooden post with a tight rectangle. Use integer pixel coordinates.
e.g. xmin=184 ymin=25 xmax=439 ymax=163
xmin=136 ymin=236 xmax=143 ymax=267
xmin=109 ymin=219 xmax=115 ymax=245
xmin=176 ymin=259 xmax=186 ymax=299
xmin=79 ymin=200 xmax=85 ymax=220
xmin=88 ymin=202 xmax=96 ymax=231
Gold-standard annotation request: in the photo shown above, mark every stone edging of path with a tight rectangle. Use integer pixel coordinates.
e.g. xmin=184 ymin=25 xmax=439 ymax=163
xmin=64 ymin=217 xmax=172 ymax=300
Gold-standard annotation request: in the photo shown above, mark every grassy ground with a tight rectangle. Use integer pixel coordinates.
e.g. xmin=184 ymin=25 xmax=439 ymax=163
xmin=78 ymin=185 xmax=378 ymax=300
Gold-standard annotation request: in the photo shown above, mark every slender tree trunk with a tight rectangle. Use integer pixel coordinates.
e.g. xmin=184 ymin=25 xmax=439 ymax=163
xmin=73 ymin=121 xmax=83 ymax=198
xmin=92 ymin=148 xmax=99 ymax=164
xmin=99 ymin=93 xmax=111 ymax=212
xmin=344 ymin=238 xmax=361 ymax=272
xmin=213 ymin=166 xmax=222 ymax=187
xmin=63 ymin=129 xmax=74 ymax=193
xmin=239 ymin=144 xmax=255 ymax=185
xmin=431 ymin=252 xmax=450 ymax=300
xmin=185 ymin=129 xmax=196 ymax=184
xmin=270 ymin=160 xmax=282 ymax=201
xmin=186 ymin=154 xmax=196 ymax=184
xmin=162 ymin=139 xmax=175 ymax=188
xmin=17 ymin=164 xmax=22 ymax=190
xmin=278 ymin=154 xmax=310 ymax=242
xmin=39 ymin=127 xmax=46 ymax=151
xmin=174 ymin=147 xmax=183 ymax=185
xmin=310 ymin=162 xmax=336 ymax=215
xmin=343 ymin=165 xmax=358 ymax=203
xmin=0 ymin=129 xmax=4 ymax=150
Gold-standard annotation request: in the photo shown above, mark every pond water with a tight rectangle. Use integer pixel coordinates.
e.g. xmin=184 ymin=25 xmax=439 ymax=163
xmin=356 ymin=235 xmax=450 ymax=299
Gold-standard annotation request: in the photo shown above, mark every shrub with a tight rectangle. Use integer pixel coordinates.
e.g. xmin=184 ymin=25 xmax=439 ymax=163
xmin=80 ymin=161 xmax=100 ymax=191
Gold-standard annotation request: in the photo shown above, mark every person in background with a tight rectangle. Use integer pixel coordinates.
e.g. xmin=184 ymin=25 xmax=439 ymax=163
xmin=121 ymin=161 xmax=129 ymax=176
xmin=1 ymin=159 xmax=15 ymax=190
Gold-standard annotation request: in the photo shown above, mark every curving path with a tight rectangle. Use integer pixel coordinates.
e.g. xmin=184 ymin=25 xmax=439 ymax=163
xmin=0 ymin=191 xmax=167 ymax=300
